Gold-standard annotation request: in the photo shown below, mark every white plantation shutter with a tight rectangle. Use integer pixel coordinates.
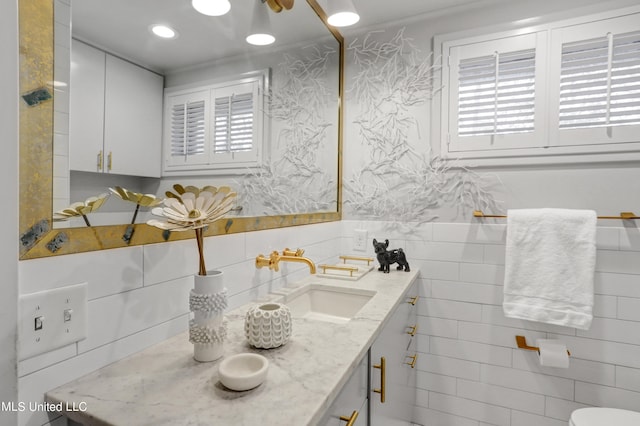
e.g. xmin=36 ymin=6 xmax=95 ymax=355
xmin=559 ymin=31 xmax=640 ymax=130
xmin=446 ymin=31 xmax=546 ymax=154
xmin=171 ymin=100 xmax=206 ymax=156
xmin=211 ymin=81 xmax=259 ymax=164
xmin=214 ymin=92 xmax=254 ymax=153
xmin=165 ymin=90 xmax=209 ymax=166
xmin=458 ymin=49 xmax=536 ymax=136
xmin=549 ymin=12 xmax=640 ymax=148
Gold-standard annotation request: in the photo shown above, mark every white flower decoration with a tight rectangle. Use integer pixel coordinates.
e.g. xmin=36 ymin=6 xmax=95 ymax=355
xmin=53 ymin=193 xmax=109 ymax=227
xmin=147 ymin=186 xmax=236 ymax=232
xmin=147 ymin=185 xmax=237 ymax=276
xmin=109 ymin=186 xmax=162 ymax=224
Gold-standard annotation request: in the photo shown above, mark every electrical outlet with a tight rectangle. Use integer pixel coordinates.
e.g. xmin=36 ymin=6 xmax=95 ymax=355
xmin=19 ymin=282 xmax=88 ymax=360
xmin=353 ymin=229 xmax=368 ymax=252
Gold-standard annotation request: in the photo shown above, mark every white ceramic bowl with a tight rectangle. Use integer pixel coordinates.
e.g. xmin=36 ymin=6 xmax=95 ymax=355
xmin=218 ymin=353 xmax=269 ymax=391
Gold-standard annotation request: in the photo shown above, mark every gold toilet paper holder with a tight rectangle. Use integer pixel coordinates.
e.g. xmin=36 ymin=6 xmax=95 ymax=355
xmin=515 ymin=335 xmax=571 ymax=356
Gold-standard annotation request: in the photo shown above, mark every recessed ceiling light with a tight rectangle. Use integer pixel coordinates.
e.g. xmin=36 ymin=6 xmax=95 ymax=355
xmin=192 ymin=0 xmax=231 ymax=16
xmin=246 ymin=33 xmax=276 ymax=46
xmin=150 ymin=24 xmax=178 ymax=39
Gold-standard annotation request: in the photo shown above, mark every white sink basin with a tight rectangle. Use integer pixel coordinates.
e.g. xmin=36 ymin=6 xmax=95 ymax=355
xmin=280 ymin=284 xmax=376 ymax=324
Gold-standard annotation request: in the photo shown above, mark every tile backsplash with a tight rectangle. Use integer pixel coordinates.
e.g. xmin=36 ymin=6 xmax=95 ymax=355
xmin=18 ymin=220 xmax=640 ymax=426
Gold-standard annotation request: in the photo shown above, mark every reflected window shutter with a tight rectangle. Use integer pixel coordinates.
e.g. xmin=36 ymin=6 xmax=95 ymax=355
xmin=170 ymin=99 xmax=206 ymax=157
xmin=458 ymin=48 xmax=536 ymax=137
xmin=559 ymin=30 xmax=640 ymax=129
xmin=214 ymin=91 xmax=254 ymax=154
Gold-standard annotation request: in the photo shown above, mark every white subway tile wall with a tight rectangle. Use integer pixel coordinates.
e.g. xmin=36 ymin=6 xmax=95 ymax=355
xmin=18 ymin=219 xmax=640 ymax=426
xmin=52 ymin=0 xmax=71 ymax=217
xmin=343 ymin=220 xmax=640 ymax=426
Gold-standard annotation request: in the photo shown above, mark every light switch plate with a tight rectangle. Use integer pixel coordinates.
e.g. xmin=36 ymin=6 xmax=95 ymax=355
xmin=353 ymin=229 xmax=368 ymax=252
xmin=19 ymin=282 xmax=88 ymax=360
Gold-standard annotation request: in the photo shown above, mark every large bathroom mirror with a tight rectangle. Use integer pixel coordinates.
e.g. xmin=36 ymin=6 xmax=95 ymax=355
xmin=19 ymin=0 xmax=343 ymax=260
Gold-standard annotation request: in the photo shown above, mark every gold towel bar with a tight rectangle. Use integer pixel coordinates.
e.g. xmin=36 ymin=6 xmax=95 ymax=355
xmin=515 ymin=335 xmax=571 ymax=356
xmin=474 ymin=210 xmax=639 ymax=220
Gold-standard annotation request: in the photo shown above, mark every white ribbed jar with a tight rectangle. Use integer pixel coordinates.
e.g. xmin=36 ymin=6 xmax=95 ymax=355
xmin=244 ymin=303 xmax=292 ymax=349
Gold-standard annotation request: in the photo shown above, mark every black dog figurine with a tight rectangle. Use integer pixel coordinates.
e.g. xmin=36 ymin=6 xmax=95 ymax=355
xmin=373 ymin=239 xmax=410 ymax=273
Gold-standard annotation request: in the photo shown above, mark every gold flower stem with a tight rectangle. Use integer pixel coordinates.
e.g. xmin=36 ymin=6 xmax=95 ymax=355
xmin=130 ymin=203 xmax=141 ymax=225
xmin=195 ymin=228 xmax=207 ymax=276
xmin=81 ymin=215 xmax=91 ymax=227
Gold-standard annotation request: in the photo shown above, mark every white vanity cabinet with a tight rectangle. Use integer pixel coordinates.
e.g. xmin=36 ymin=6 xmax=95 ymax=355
xmin=69 ymin=40 xmax=163 ymax=178
xmin=369 ymin=281 xmax=419 ymax=426
xmin=320 ymin=354 xmax=369 ymax=426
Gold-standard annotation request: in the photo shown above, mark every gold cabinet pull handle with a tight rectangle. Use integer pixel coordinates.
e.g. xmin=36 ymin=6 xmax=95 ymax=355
xmin=405 ymin=354 xmax=418 ymax=368
xmin=339 ymin=410 xmax=359 ymax=426
xmin=373 ymin=356 xmax=386 ymax=403
xmin=107 ymin=151 xmax=112 ymax=171
xmin=407 ymin=324 xmax=418 ymax=336
xmin=408 ymin=295 xmax=419 ymax=305
xmin=97 ymin=151 xmax=103 ymax=171
xmin=339 ymin=255 xmax=374 ymax=265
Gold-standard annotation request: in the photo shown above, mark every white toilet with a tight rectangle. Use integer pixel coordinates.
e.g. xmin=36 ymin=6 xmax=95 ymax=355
xmin=570 ymin=407 xmax=640 ymax=426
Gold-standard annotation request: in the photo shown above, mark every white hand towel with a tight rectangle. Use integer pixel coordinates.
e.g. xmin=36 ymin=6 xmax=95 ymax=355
xmin=503 ymin=208 xmax=597 ymax=330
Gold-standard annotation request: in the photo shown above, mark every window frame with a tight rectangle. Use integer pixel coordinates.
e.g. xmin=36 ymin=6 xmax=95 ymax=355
xmin=162 ymin=70 xmax=268 ymax=176
xmin=434 ymin=4 xmax=640 ymax=166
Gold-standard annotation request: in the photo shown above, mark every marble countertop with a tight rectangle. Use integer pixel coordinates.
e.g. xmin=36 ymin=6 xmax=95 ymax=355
xmin=46 ymin=269 xmax=419 ymax=426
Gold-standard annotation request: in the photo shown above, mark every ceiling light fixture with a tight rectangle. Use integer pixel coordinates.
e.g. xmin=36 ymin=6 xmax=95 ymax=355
xmin=192 ymin=0 xmax=231 ymax=17
xmin=246 ymin=0 xmax=276 ymax=46
xmin=326 ymin=0 xmax=360 ymax=27
xmin=150 ymin=24 xmax=178 ymax=39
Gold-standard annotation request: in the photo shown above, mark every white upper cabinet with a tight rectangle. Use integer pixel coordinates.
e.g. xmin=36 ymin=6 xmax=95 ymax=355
xmin=69 ymin=40 xmax=164 ymax=178
xmin=69 ymin=40 xmax=105 ymax=173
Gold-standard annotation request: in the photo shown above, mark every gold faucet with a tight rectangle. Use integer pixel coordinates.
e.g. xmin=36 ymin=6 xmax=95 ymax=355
xmin=255 ymin=249 xmax=316 ymax=274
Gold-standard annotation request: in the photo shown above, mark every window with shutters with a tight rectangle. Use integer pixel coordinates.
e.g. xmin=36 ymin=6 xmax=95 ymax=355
xmin=437 ymin=7 xmax=640 ymax=165
xmin=548 ymin=13 xmax=640 ymax=149
xmin=163 ymin=72 xmax=266 ymax=175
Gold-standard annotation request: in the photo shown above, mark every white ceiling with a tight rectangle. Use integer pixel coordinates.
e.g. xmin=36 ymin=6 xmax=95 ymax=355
xmin=71 ymin=0 xmax=490 ymax=74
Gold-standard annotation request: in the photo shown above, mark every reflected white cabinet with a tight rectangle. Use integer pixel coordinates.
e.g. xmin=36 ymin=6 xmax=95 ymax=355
xmin=370 ymin=281 xmax=418 ymax=426
xmin=70 ymin=40 xmax=163 ymax=178
xmin=320 ymin=354 xmax=369 ymax=426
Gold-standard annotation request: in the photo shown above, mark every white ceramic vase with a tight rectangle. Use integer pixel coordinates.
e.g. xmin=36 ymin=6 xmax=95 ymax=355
xmin=189 ymin=270 xmax=228 ymax=362
xmin=244 ymin=303 xmax=292 ymax=349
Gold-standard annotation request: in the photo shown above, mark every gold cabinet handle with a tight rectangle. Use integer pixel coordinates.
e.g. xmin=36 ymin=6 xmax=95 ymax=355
xmin=408 ymin=295 xmax=419 ymax=305
xmin=407 ymin=324 xmax=418 ymax=336
xmin=373 ymin=356 xmax=386 ymax=403
xmin=339 ymin=255 xmax=374 ymax=265
xmin=339 ymin=410 xmax=359 ymax=426
xmin=405 ymin=354 xmax=418 ymax=369
xmin=107 ymin=151 xmax=112 ymax=171
xmin=97 ymin=150 xmax=103 ymax=171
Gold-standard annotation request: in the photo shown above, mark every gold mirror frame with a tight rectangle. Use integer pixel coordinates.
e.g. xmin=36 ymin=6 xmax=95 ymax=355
xmin=19 ymin=0 xmax=343 ymax=260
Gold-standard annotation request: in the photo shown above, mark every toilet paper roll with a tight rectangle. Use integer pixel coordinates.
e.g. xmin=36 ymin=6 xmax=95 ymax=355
xmin=537 ymin=339 xmax=569 ymax=368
